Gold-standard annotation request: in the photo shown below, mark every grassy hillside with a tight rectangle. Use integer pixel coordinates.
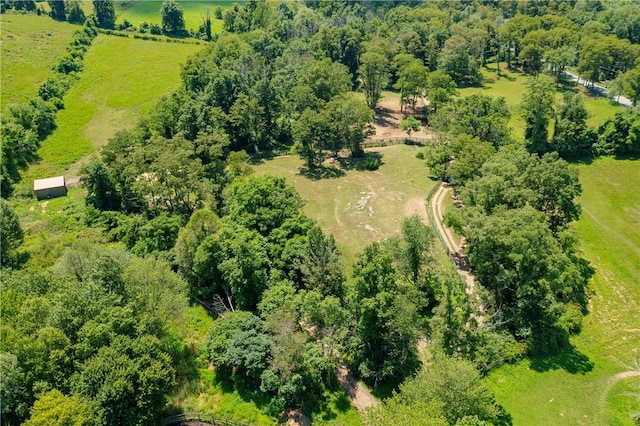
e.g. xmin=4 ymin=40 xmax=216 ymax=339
xmin=16 ymin=34 xmax=202 ymax=190
xmin=486 ymin=157 xmax=640 ymax=425
xmin=253 ymin=145 xmax=435 ymax=265
xmin=0 ymin=14 xmax=77 ymax=111
xmin=11 ymin=34 xmax=202 ymax=267
xmin=458 ymin=66 xmax=625 ymax=140
xmin=115 ymin=0 xmax=239 ymax=33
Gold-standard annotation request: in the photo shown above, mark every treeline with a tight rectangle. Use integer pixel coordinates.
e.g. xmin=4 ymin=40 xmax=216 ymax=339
xmin=3 ymin=0 xmax=640 ymax=424
xmin=1 ymin=19 xmax=98 ymax=197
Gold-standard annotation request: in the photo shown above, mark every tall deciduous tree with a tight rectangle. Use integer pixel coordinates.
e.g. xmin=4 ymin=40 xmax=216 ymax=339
xmin=359 ymin=46 xmax=390 ymax=110
xmin=0 ymin=199 xmax=24 ymax=268
xmin=92 ymin=0 xmax=116 ymax=29
xmin=161 ymin=0 xmax=186 ymax=35
xmin=48 ymin=0 xmax=66 ymax=21
xmin=521 ymin=79 xmax=555 ymax=154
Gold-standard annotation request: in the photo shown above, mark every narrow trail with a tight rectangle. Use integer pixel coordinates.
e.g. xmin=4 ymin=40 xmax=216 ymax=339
xmin=429 ymin=183 xmax=484 ymax=322
xmin=335 ymin=364 xmax=378 ymax=412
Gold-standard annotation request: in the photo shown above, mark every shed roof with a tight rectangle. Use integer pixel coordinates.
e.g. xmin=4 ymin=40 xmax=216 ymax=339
xmin=34 ymin=176 xmax=66 ymax=191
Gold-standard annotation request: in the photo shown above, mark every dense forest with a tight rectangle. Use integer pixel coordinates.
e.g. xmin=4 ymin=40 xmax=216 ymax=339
xmin=1 ymin=0 xmax=639 ymax=425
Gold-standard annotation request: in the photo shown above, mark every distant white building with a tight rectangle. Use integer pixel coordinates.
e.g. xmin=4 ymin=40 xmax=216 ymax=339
xmin=34 ymin=176 xmax=67 ymax=200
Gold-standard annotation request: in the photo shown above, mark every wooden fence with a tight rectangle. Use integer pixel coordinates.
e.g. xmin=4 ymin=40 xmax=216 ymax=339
xmin=162 ymin=413 xmax=252 ymax=426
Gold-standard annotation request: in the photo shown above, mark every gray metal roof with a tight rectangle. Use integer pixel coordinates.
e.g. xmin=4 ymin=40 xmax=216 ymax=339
xmin=34 ymin=176 xmax=66 ymax=191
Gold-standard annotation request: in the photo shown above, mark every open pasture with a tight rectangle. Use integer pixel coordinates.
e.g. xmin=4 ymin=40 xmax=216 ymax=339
xmin=0 ymin=14 xmax=77 ymax=111
xmin=115 ymin=0 xmax=239 ymax=33
xmin=252 ymin=145 xmax=435 ymax=264
xmin=486 ymin=157 xmax=640 ymax=425
xmin=458 ymin=66 xmax=625 ymax=141
xmin=16 ymin=33 xmax=202 ymax=190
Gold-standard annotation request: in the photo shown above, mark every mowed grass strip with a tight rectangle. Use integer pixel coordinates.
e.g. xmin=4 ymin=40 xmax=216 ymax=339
xmin=0 ymin=14 xmax=77 ymax=111
xmin=17 ymin=34 xmax=202 ymax=189
xmin=458 ymin=66 xmax=625 ymax=141
xmin=253 ymin=145 xmax=435 ymax=265
xmin=115 ymin=0 xmax=240 ymax=33
xmin=485 ymin=158 xmax=640 ymax=425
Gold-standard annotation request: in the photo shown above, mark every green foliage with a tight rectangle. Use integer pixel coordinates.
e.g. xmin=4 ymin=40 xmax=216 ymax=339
xmin=521 ymin=78 xmax=555 ymax=154
xmin=161 ymin=0 xmax=186 ymax=35
xmin=92 ymin=0 xmax=116 ymax=29
xmin=399 ymin=116 xmax=421 ymax=137
xmin=359 ymin=44 xmax=390 ymax=109
xmin=0 ymin=199 xmax=25 ymax=268
xmin=23 ymin=389 xmax=94 ymax=426
xmin=550 ymin=92 xmax=597 ymax=159
xmin=593 ymin=109 xmax=640 ymax=157
xmin=365 ymin=355 xmax=499 ymax=426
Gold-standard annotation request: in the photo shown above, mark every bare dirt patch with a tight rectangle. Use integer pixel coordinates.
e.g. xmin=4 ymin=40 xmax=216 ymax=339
xmin=371 ymin=93 xmax=434 ymax=140
xmin=335 ymin=365 xmax=378 ymax=412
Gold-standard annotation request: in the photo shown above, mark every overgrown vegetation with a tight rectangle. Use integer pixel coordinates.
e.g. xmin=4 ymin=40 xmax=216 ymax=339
xmin=2 ymin=0 xmax=639 ymax=425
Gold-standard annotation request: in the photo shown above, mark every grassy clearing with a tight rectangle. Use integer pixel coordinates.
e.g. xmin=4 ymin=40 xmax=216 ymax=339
xmin=252 ymin=145 xmax=435 ymax=265
xmin=0 ymin=14 xmax=77 ymax=111
xmin=115 ymin=0 xmax=240 ymax=33
xmin=458 ymin=66 xmax=625 ymax=141
xmin=485 ymin=157 xmax=640 ymax=425
xmin=15 ymin=33 xmax=202 ymax=191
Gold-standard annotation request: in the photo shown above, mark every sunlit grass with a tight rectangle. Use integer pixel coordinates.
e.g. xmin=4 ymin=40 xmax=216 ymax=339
xmin=486 ymin=158 xmax=640 ymax=425
xmin=0 ymin=14 xmax=77 ymax=111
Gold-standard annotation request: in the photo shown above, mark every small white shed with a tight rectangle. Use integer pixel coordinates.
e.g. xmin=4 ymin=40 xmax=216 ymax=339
xmin=34 ymin=176 xmax=67 ymax=200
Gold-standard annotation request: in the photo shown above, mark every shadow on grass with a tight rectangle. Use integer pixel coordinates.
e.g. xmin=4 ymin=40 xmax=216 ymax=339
xmin=337 ymin=151 xmax=384 ymax=172
xmin=299 ymin=165 xmax=345 ymax=180
xmin=528 ymin=344 xmax=594 ymax=374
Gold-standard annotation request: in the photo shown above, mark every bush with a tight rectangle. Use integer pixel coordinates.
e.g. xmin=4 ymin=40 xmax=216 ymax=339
xmin=364 ymin=155 xmax=382 ymax=170
xmin=54 ymin=55 xmax=83 ymax=74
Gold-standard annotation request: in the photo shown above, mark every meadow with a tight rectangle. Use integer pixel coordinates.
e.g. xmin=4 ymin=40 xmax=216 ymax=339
xmin=253 ymin=145 xmax=435 ymax=265
xmin=0 ymin=14 xmax=77 ymax=111
xmin=115 ymin=0 xmax=240 ymax=33
xmin=15 ymin=33 xmax=202 ymax=191
xmin=458 ymin=66 xmax=626 ymax=140
xmin=486 ymin=157 xmax=640 ymax=425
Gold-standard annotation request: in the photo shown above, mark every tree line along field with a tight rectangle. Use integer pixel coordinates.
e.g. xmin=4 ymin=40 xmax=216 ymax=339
xmin=1 ymin=1 xmax=639 ymax=425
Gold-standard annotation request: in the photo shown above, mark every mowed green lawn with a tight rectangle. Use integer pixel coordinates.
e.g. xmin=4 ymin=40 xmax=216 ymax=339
xmin=458 ymin=66 xmax=625 ymax=141
xmin=253 ymin=145 xmax=435 ymax=265
xmin=486 ymin=158 xmax=640 ymax=425
xmin=115 ymin=0 xmax=241 ymax=33
xmin=16 ymin=34 xmax=202 ymax=189
xmin=0 ymin=14 xmax=77 ymax=111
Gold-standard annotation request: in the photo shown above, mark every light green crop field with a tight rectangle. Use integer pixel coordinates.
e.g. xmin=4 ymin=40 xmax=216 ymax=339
xmin=115 ymin=0 xmax=241 ymax=33
xmin=253 ymin=145 xmax=435 ymax=265
xmin=16 ymin=33 xmax=202 ymax=190
xmin=0 ymin=14 xmax=77 ymax=111
xmin=458 ymin=66 xmax=625 ymax=141
xmin=486 ymin=157 xmax=640 ymax=425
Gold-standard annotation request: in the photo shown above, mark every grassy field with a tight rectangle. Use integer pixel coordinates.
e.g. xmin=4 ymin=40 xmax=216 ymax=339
xmin=0 ymin=14 xmax=77 ymax=112
xmin=115 ymin=0 xmax=241 ymax=33
xmin=458 ymin=66 xmax=625 ymax=141
xmin=15 ymin=33 xmax=202 ymax=191
xmin=252 ymin=145 xmax=435 ymax=265
xmin=486 ymin=157 xmax=640 ymax=425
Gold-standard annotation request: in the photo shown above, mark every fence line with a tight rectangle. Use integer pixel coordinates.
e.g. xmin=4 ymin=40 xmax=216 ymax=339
xmin=162 ymin=412 xmax=252 ymax=426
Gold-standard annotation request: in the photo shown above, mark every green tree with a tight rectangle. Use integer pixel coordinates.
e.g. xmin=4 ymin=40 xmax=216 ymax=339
xmin=593 ymin=109 xmax=640 ymax=156
xmin=431 ymin=94 xmax=511 ymax=147
xmin=81 ymin=161 xmax=120 ymax=211
xmin=359 ymin=46 xmax=390 ymax=110
xmin=65 ymin=0 xmax=85 ymax=24
xmin=425 ymin=70 xmax=457 ymax=113
xmin=161 ymin=0 xmax=186 ymax=35
xmin=92 ymin=0 xmax=116 ymax=29
xmin=521 ymin=78 xmax=555 ymax=154
xmin=299 ymin=226 xmax=345 ymax=297
xmin=48 ymin=0 xmax=66 ymax=20
xmin=393 ymin=55 xmax=428 ymax=113
xmin=438 ymin=35 xmax=481 ymax=85
xmin=0 ymin=199 xmax=24 ymax=268
xmin=73 ymin=335 xmax=175 ymax=425
xmin=399 ymin=116 xmax=421 ymax=138
xmin=551 ymin=92 xmax=596 ymax=159
xmin=621 ymin=65 xmax=640 ymax=106
xmin=23 ymin=389 xmax=94 ymax=426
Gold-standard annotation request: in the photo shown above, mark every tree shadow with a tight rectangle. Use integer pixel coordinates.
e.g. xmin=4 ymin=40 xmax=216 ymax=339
xmin=299 ymin=165 xmax=345 ymax=180
xmin=528 ymin=344 xmax=594 ymax=374
xmin=337 ymin=151 xmax=384 ymax=171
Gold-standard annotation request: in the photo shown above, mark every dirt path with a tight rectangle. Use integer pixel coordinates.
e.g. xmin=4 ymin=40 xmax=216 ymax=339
xmin=335 ymin=364 xmax=378 ymax=412
xmin=430 ymin=183 xmax=484 ymax=321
